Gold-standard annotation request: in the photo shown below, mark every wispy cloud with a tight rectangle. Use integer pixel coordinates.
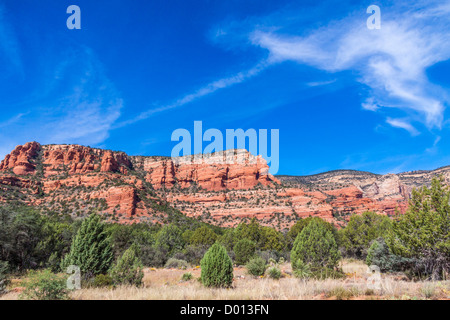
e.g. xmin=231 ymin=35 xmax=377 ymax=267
xmin=116 ymin=61 xmax=268 ymax=127
xmin=306 ymin=79 xmax=337 ymax=87
xmin=250 ymin=1 xmax=450 ymax=133
xmin=0 ymin=47 xmax=122 ymax=159
xmin=386 ymin=118 xmax=420 ymax=136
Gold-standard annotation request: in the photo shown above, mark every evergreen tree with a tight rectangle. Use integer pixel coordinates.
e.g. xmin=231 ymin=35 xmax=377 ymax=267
xmin=61 ymin=214 xmax=113 ymax=276
xmin=233 ymin=239 xmax=256 ymax=265
xmin=190 ymin=226 xmax=218 ymax=246
xmin=291 ymin=218 xmax=341 ymax=271
xmin=200 ymin=243 xmax=233 ymax=288
xmin=110 ymin=244 xmax=144 ymax=287
xmin=155 ymin=224 xmax=185 ymax=255
xmin=388 ymin=177 xmax=450 ymax=279
xmin=339 ymin=211 xmax=392 ymax=258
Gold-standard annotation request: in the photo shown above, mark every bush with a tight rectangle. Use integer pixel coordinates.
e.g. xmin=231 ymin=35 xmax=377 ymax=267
xmin=172 ymin=245 xmax=209 ymax=266
xmin=366 ymin=238 xmax=411 ymax=273
xmin=190 ymin=226 xmax=218 ymax=246
xmin=61 ymin=214 xmax=113 ymax=277
xmin=139 ymin=245 xmax=168 ymax=267
xmin=109 ymin=245 xmax=144 ymax=287
xmin=0 ymin=261 xmax=9 ymax=296
xmin=92 ymin=274 xmax=113 ymax=288
xmin=246 ymin=257 xmax=267 ymax=277
xmin=155 ymin=224 xmax=185 ymax=255
xmin=388 ymin=177 xmax=450 ymax=280
xmin=200 ymin=243 xmax=233 ymax=288
xmin=310 ymin=267 xmax=345 ymax=280
xmin=233 ymin=239 xmax=256 ymax=265
xmin=291 ymin=218 xmax=341 ymax=272
xmin=181 ymin=272 xmax=193 ymax=281
xmin=292 ymin=260 xmax=312 ymax=279
xmin=339 ymin=212 xmax=392 ymax=258
xmin=267 ymin=266 xmax=281 ymax=280
xmin=165 ymin=258 xmax=189 ymax=270
xmin=20 ymin=269 xmax=69 ymax=300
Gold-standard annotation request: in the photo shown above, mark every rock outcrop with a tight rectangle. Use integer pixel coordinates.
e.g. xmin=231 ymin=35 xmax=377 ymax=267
xmin=0 ymin=142 xmax=445 ymax=229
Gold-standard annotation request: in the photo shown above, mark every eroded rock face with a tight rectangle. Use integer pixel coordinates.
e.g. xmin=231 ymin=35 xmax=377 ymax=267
xmin=132 ymin=150 xmax=280 ymax=191
xmin=0 ymin=142 xmax=441 ymax=229
xmin=0 ymin=142 xmax=40 ymax=175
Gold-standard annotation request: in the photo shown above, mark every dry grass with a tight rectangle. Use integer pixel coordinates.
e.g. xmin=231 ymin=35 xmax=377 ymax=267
xmin=2 ymin=260 xmax=449 ymax=300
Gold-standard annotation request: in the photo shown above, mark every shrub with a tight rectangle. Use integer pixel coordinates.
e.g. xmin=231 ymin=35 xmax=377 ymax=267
xmin=155 ymin=224 xmax=185 ymax=255
xmin=339 ymin=211 xmax=392 ymax=258
xmin=233 ymin=239 xmax=256 ymax=265
xmin=165 ymin=258 xmax=189 ymax=270
xmin=110 ymin=244 xmax=144 ymax=287
xmin=291 ymin=218 xmax=341 ymax=272
xmin=139 ymin=245 xmax=168 ymax=267
xmin=310 ymin=267 xmax=345 ymax=280
xmin=0 ymin=261 xmax=9 ymax=296
xmin=20 ymin=269 xmax=69 ymax=300
xmin=388 ymin=177 xmax=450 ymax=280
xmin=267 ymin=266 xmax=282 ymax=280
xmin=61 ymin=214 xmax=113 ymax=277
xmin=366 ymin=238 xmax=411 ymax=273
xmin=200 ymin=243 xmax=233 ymax=288
xmin=292 ymin=260 xmax=312 ymax=279
xmin=178 ymin=245 xmax=208 ymax=266
xmin=246 ymin=257 xmax=267 ymax=277
xmin=327 ymin=286 xmax=359 ymax=300
xmin=181 ymin=272 xmax=193 ymax=281
xmin=92 ymin=274 xmax=113 ymax=288
xmin=190 ymin=226 xmax=218 ymax=246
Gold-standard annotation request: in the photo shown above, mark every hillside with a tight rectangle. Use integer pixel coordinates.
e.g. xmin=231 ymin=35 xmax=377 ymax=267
xmin=1 ymin=142 xmax=448 ymax=230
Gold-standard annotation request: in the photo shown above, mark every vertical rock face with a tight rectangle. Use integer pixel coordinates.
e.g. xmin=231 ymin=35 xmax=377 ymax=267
xmin=131 ymin=149 xmax=280 ymax=191
xmin=0 ymin=142 xmax=40 ymax=175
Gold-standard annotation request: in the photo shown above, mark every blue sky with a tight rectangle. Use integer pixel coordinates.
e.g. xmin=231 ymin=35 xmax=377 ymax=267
xmin=1 ymin=0 xmax=450 ymax=175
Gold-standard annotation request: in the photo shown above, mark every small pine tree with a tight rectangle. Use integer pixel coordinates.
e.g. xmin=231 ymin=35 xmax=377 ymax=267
xmin=233 ymin=239 xmax=256 ymax=265
xmin=61 ymin=214 xmax=113 ymax=276
xmin=200 ymin=243 xmax=233 ymax=288
xmin=291 ymin=218 xmax=341 ymax=271
xmin=110 ymin=244 xmax=144 ymax=287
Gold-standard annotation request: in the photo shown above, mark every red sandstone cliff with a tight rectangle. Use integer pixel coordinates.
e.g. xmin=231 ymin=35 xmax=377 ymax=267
xmin=0 ymin=142 xmax=441 ymax=229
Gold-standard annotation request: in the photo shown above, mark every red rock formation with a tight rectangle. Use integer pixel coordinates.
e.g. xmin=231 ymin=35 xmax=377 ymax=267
xmin=0 ymin=142 xmax=40 ymax=175
xmin=0 ymin=142 xmax=426 ymax=229
xmin=91 ymin=186 xmax=137 ymax=217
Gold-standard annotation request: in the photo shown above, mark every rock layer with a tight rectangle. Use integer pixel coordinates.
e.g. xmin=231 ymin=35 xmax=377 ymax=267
xmin=0 ymin=142 xmax=445 ymax=229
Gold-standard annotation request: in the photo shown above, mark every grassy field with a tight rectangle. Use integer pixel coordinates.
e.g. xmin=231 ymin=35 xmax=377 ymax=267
xmin=2 ymin=260 xmax=449 ymax=300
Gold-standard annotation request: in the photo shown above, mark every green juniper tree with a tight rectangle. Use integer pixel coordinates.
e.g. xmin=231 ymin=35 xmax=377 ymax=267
xmin=200 ymin=243 xmax=233 ymax=288
xmin=291 ymin=218 xmax=341 ymax=272
xmin=61 ymin=214 xmax=113 ymax=277
xmin=388 ymin=177 xmax=450 ymax=279
xmin=109 ymin=244 xmax=144 ymax=287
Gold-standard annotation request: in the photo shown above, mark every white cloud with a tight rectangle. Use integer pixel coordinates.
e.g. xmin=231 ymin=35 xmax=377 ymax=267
xmin=250 ymin=2 xmax=450 ymax=133
xmin=0 ymin=47 xmax=122 ymax=154
xmin=116 ymin=61 xmax=268 ymax=127
xmin=386 ymin=118 xmax=420 ymax=136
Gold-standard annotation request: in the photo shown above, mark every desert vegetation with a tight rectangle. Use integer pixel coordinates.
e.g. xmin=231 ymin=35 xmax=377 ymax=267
xmin=0 ymin=177 xmax=448 ymax=300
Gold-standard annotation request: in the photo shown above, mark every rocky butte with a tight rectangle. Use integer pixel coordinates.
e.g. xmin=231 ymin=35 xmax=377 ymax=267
xmin=0 ymin=142 xmax=448 ymax=229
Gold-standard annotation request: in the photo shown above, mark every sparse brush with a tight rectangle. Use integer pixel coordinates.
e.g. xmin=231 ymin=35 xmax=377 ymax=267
xmin=246 ymin=257 xmax=267 ymax=277
xmin=181 ymin=272 xmax=193 ymax=281
xmin=165 ymin=258 xmax=189 ymax=270
xmin=267 ymin=267 xmax=282 ymax=280
xmin=421 ymin=283 xmax=436 ymax=299
xmin=327 ymin=286 xmax=359 ymax=300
